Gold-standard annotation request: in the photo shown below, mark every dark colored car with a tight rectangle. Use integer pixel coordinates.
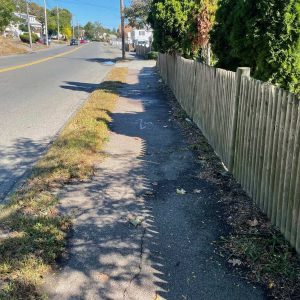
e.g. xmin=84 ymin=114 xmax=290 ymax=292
xmin=70 ymin=39 xmax=79 ymax=46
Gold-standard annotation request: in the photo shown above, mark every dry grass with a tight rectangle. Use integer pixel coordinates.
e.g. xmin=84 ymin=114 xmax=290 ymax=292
xmin=0 ymin=67 xmax=128 ymax=299
xmin=0 ymin=37 xmax=28 ymax=56
xmin=0 ymin=37 xmax=50 ymax=56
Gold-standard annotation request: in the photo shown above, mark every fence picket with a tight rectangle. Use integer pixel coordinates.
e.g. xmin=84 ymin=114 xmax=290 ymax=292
xmin=157 ymin=53 xmax=300 ymax=253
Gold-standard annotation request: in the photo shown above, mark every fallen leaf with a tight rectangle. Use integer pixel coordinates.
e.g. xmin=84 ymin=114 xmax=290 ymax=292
xmin=228 ymin=258 xmax=242 ymax=266
xmin=247 ymin=219 xmax=258 ymax=227
xmin=268 ymin=281 xmax=274 ymax=289
xmin=127 ymin=214 xmax=144 ymax=227
xmin=176 ymin=188 xmax=187 ymax=195
xmin=97 ymin=273 xmax=110 ymax=283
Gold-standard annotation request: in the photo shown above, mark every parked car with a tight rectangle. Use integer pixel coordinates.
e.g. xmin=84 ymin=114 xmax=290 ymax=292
xmin=70 ymin=38 xmax=79 ymax=46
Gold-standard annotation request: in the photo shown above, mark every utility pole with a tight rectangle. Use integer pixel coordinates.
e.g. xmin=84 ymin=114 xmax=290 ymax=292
xmin=120 ymin=0 xmax=125 ymax=59
xmin=43 ymin=0 xmax=49 ymax=46
xmin=77 ymin=21 xmax=80 ymax=39
xmin=26 ymin=0 xmax=33 ymax=48
xmin=56 ymin=5 xmax=60 ymax=40
xmin=72 ymin=14 xmax=74 ymax=39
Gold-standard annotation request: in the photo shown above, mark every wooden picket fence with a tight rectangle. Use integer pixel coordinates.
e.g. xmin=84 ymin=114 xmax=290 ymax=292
xmin=157 ymin=53 xmax=300 ymax=253
xmin=136 ymin=45 xmax=151 ymax=57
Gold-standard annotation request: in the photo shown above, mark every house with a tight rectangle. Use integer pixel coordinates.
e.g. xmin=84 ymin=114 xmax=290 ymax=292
xmin=5 ymin=12 xmax=42 ymax=38
xmin=116 ymin=24 xmax=154 ymax=50
xmin=130 ymin=27 xmax=153 ymax=47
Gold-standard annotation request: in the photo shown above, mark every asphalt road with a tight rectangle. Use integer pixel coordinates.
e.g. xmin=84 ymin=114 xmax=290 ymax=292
xmin=0 ymin=42 xmax=121 ymax=201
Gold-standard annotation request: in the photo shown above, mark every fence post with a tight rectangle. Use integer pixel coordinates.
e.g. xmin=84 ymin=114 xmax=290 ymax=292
xmin=229 ymin=67 xmax=251 ymax=172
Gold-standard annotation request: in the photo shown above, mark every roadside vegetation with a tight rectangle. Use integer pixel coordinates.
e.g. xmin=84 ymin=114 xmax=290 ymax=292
xmin=0 ymin=0 xmax=14 ymax=34
xmin=19 ymin=33 xmax=39 ymax=44
xmin=145 ymin=0 xmax=300 ymax=94
xmin=211 ymin=0 xmax=300 ymax=94
xmin=0 ymin=36 xmax=28 ymax=56
xmin=0 ymin=67 xmax=128 ymax=299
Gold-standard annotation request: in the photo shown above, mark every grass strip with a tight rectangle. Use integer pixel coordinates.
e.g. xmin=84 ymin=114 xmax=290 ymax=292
xmin=0 ymin=67 xmax=128 ymax=299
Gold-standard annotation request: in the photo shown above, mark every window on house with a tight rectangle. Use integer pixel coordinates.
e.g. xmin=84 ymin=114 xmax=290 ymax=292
xmin=139 ymin=31 xmax=145 ymax=36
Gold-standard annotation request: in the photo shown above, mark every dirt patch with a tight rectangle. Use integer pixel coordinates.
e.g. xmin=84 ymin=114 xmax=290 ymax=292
xmin=161 ymin=79 xmax=300 ymax=300
xmin=0 ymin=37 xmax=48 ymax=56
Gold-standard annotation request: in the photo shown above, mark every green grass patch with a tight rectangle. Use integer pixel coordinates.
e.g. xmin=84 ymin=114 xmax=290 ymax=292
xmin=220 ymin=226 xmax=300 ymax=298
xmin=0 ymin=67 xmax=128 ymax=299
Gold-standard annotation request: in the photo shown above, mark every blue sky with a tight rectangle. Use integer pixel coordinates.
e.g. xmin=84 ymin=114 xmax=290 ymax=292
xmin=33 ymin=0 xmax=131 ymax=29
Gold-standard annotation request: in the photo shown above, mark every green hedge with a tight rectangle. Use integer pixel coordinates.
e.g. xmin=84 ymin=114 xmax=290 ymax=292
xmin=146 ymin=51 xmax=158 ymax=60
xmin=211 ymin=0 xmax=300 ymax=94
xmin=20 ymin=33 xmax=39 ymax=44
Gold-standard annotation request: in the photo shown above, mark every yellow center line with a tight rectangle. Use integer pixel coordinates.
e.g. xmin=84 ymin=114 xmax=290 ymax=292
xmin=0 ymin=44 xmax=85 ymax=73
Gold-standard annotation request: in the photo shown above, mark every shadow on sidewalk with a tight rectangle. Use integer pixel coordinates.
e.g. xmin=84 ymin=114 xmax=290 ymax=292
xmin=44 ymin=65 xmax=266 ymax=299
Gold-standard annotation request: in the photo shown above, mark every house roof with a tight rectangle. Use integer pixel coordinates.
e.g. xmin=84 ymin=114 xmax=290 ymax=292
xmin=13 ymin=12 xmax=42 ymax=26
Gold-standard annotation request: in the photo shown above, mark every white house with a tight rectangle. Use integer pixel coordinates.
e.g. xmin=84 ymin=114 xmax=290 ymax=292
xmin=5 ymin=12 xmax=42 ymax=38
xmin=130 ymin=28 xmax=153 ymax=46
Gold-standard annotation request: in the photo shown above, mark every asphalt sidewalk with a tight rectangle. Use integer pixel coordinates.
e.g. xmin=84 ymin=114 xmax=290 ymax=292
xmin=44 ymin=59 xmax=266 ymax=299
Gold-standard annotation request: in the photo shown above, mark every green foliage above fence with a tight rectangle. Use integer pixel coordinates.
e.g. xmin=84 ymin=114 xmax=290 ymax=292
xmin=148 ymin=0 xmax=196 ymax=55
xmin=211 ymin=0 xmax=300 ymax=94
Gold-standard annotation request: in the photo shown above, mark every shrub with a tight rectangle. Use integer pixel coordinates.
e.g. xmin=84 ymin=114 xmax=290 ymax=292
xmin=148 ymin=0 xmax=196 ymax=56
xmin=146 ymin=51 xmax=158 ymax=60
xmin=20 ymin=33 xmax=39 ymax=44
xmin=211 ymin=0 xmax=300 ymax=94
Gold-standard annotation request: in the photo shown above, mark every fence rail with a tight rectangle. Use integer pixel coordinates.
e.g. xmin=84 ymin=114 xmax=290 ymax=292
xmin=157 ymin=53 xmax=300 ymax=253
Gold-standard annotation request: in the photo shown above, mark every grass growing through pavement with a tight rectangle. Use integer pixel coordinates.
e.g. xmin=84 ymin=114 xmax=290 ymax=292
xmin=0 ymin=67 xmax=128 ymax=299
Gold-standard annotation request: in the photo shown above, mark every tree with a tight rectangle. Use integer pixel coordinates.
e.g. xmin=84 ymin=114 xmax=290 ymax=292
xmin=148 ymin=0 xmax=217 ymax=60
xmin=148 ymin=0 xmax=196 ymax=56
xmin=48 ymin=8 xmax=72 ymax=36
xmin=0 ymin=0 xmax=15 ymax=32
xmin=211 ymin=0 xmax=300 ymax=94
xmin=58 ymin=8 xmax=72 ymax=36
xmin=12 ymin=1 xmax=72 ymax=38
xmin=125 ymin=0 xmax=152 ymax=28
xmin=63 ymin=26 xmax=72 ymax=39
xmin=84 ymin=21 xmax=95 ymax=40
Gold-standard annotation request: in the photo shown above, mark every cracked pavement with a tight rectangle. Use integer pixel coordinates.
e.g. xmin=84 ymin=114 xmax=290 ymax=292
xmin=44 ymin=59 xmax=266 ymax=299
